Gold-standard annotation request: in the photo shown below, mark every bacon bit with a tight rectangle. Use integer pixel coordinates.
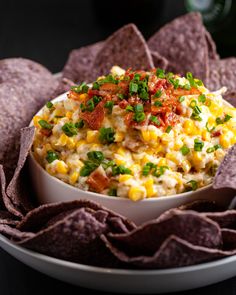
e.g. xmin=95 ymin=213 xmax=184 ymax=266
xmin=148 ymin=76 xmax=167 ymax=94
xmin=119 ymin=99 xmax=129 ymax=109
xmin=163 ymin=112 xmax=179 ymax=126
xmin=212 ymin=130 xmax=222 ymax=137
xmin=40 ymin=129 xmax=52 ymax=137
xmin=81 ymin=101 xmax=105 ymax=130
xmin=86 ymin=166 xmax=109 ymax=193
xmin=99 ymin=83 xmax=118 ymax=93
xmin=117 ymin=81 xmax=129 ymax=94
xmin=172 ymin=87 xmax=200 ymax=97
xmin=176 ymin=104 xmax=183 ymax=115
xmin=67 ymin=90 xmax=81 ymax=101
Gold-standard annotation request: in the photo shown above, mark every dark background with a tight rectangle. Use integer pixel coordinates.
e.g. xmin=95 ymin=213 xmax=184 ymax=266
xmin=0 ymin=0 xmax=235 ymax=73
xmin=1 ymin=0 xmax=236 ymax=294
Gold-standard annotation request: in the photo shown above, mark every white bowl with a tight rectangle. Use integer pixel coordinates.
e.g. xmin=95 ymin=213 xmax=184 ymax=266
xmin=29 ymin=93 xmax=235 ymax=225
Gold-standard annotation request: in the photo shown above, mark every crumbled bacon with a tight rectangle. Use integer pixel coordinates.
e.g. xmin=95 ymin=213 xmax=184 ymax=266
xmin=212 ymin=130 xmax=222 ymax=137
xmin=86 ymin=166 xmax=109 ymax=193
xmin=40 ymin=129 xmax=52 ymax=137
xmin=81 ymin=101 xmax=105 ymax=130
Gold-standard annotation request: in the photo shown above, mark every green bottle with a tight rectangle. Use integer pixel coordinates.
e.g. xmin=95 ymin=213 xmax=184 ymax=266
xmin=185 ymin=0 xmax=236 ymax=57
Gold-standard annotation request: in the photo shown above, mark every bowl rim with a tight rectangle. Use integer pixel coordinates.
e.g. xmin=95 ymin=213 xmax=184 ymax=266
xmin=29 ymin=92 xmax=232 ymax=203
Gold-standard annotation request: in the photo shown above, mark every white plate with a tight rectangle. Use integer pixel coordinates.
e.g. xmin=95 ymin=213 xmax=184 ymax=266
xmin=1 ymin=233 xmax=236 ymax=293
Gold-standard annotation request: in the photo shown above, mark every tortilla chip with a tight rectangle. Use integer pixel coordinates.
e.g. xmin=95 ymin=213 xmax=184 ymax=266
xmin=178 ymin=200 xmax=224 ymax=212
xmin=13 ymin=200 xmax=136 ymax=267
xmin=206 ymin=58 xmax=236 ymax=97
xmin=0 ymin=58 xmax=58 ymax=110
xmin=102 ymin=210 xmax=221 ymax=259
xmin=204 ymin=210 xmax=236 ymax=229
xmin=6 ymin=127 xmax=35 ymax=218
xmin=148 ymin=12 xmax=208 ymax=81
xmin=213 ymin=144 xmax=236 ymax=190
xmin=93 ymin=24 xmax=154 ymax=77
xmin=151 ymin=51 xmax=168 ymax=70
xmin=223 ymin=92 xmax=236 ymax=107
xmin=205 ymin=31 xmax=219 ymax=60
xmin=62 ymin=42 xmax=104 ymax=83
xmin=54 ymin=77 xmax=75 ymax=96
xmin=0 ymin=224 xmax=33 ymax=240
xmin=221 ymin=229 xmax=236 ymax=250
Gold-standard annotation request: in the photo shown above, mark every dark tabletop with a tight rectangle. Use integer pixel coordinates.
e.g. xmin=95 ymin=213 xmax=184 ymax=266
xmin=1 ymin=1 xmax=236 ymax=294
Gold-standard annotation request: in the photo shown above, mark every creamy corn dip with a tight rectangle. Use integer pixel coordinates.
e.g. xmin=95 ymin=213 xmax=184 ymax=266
xmin=32 ymin=67 xmax=236 ymax=201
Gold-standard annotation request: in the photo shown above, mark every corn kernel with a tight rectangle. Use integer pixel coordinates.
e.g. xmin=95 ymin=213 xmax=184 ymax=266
xmin=219 ymin=132 xmax=233 ymax=149
xmin=86 ymin=130 xmax=99 ymax=143
xmin=144 ymin=178 xmax=156 ymax=198
xmin=117 ymin=147 xmax=126 ymax=156
xmin=114 ymin=132 xmax=124 ymax=142
xmin=91 ymin=143 xmax=102 ymax=150
xmin=54 ymin=109 xmax=64 ymax=117
xmin=208 ymin=116 xmax=215 ymax=126
xmin=181 ymin=160 xmax=191 ymax=173
xmin=161 ymin=133 xmax=171 ymax=144
xmin=79 ymin=93 xmax=88 ymax=101
xmin=33 ymin=116 xmax=42 ymax=128
xmin=45 ymin=143 xmax=52 ymax=151
xmin=209 ymin=101 xmax=223 ymax=117
xmin=76 ymin=140 xmax=86 ymax=148
xmin=56 ymin=161 xmax=68 ymax=174
xmin=158 ymin=158 xmax=167 ymax=166
xmin=142 ymin=155 xmax=150 ymax=165
xmin=114 ymin=158 xmax=126 ymax=166
xmin=69 ymin=171 xmax=79 ymax=184
xmin=173 ymin=138 xmax=183 ymax=150
xmin=130 ymin=164 xmax=141 ymax=174
xmin=66 ymin=111 xmax=73 ymax=119
xmin=202 ymin=129 xmax=211 ymax=141
xmin=56 ymin=134 xmax=68 ymax=146
xmin=183 ymin=120 xmax=194 ymax=135
xmin=128 ymin=187 xmax=146 ymax=201
xmin=166 ymin=153 xmax=178 ymax=164
xmin=141 ymin=130 xmax=150 ymax=142
xmin=119 ymin=174 xmax=132 ymax=182
xmin=67 ymin=137 xmax=76 ymax=149
xmin=191 ymin=151 xmax=202 ymax=166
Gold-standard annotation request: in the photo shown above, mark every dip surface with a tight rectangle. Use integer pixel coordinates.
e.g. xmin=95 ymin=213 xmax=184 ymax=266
xmin=32 ymin=67 xmax=236 ymax=201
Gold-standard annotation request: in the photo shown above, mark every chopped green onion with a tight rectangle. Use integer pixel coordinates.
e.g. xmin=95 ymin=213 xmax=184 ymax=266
xmin=133 ymin=112 xmax=146 ymax=123
xmin=216 ymin=117 xmax=223 ymax=125
xmin=191 ymin=113 xmax=202 ymax=121
xmin=180 ymin=145 xmax=190 ymax=156
xmin=154 ymin=90 xmax=162 ymax=98
xmin=186 ymin=180 xmax=198 ymax=191
xmin=198 ymin=94 xmax=206 ymax=103
xmin=134 ymin=73 xmax=141 ymax=81
xmin=117 ymin=93 xmax=124 ymax=100
xmin=125 ymin=105 xmax=134 ymax=112
xmin=154 ymin=100 xmax=163 ymax=107
xmin=87 ymin=151 xmax=104 ymax=163
xmin=166 ymin=126 xmax=172 ymax=133
xmin=104 ymin=101 xmax=114 ymax=114
xmin=153 ymin=166 xmax=169 ymax=178
xmin=142 ymin=162 xmax=156 ymax=176
xmin=86 ymin=99 xmax=95 ymax=112
xmin=46 ymin=101 xmax=53 ymax=109
xmin=112 ymin=165 xmax=131 ymax=176
xmin=93 ymin=96 xmax=102 ymax=105
xmin=193 ymin=105 xmax=201 ymax=114
xmin=75 ymin=120 xmax=84 ymax=129
xmin=99 ymin=127 xmax=115 ymax=144
xmin=206 ymin=147 xmax=215 ymax=153
xmin=156 ymin=68 xmax=165 ymax=78
xmin=206 ymin=122 xmax=215 ymax=133
xmin=71 ymin=82 xmax=89 ymax=93
xmin=194 ymin=139 xmax=204 ymax=151
xmin=62 ymin=122 xmax=78 ymax=137
xmin=38 ymin=120 xmax=53 ymax=130
xmin=139 ymin=88 xmax=149 ymax=100
xmin=178 ymin=96 xmax=185 ymax=103
xmin=46 ymin=150 xmax=58 ymax=163
xmin=214 ymin=144 xmax=222 ymax=150
xmin=92 ymin=82 xmax=100 ymax=90
xmin=129 ymin=82 xmax=138 ymax=93
xmin=150 ymin=115 xmax=160 ymax=126
xmin=80 ymin=161 xmax=99 ymax=176
xmin=134 ymin=104 xmax=144 ymax=113
xmin=224 ymin=114 xmax=232 ymax=122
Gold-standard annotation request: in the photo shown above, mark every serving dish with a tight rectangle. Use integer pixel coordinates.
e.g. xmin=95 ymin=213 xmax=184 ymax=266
xmin=29 ymin=92 xmax=235 ymax=224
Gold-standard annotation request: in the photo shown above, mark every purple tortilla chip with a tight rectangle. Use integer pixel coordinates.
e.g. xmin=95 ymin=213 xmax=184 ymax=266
xmin=223 ymin=92 xmax=236 ymax=107
xmin=0 ymin=58 xmax=58 ymax=110
xmin=206 ymin=58 xmax=236 ymax=97
xmin=205 ymin=30 xmax=219 ymax=60
xmin=102 ymin=234 xmax=236 ymax=269
xmin=221 ymin=229 xmax=236 ymax=250
xmin=204 ymin=210 xmax=236 ymax=229
xmin=151 ymin=51 xmax=168 ymax=70
xmin=0 ymin=224 xmax=33 ymax=240
xmin=178 ymin=200 xmax=224 ymax=212
xmin=102 ymin=210 xmax=221 ymax=258
xmin=62 ymin=42 xmax=104 ymax=83
xmin=54 ymin=77 xmax=75 ymax=96
xmin=6 ymin=127 xmax=35 ymax=218
xmin=14 ymin=200 xmax=136 ymax=267
xmin=93 ymin=24 xmax=154 ymax=77
xmin=213 ymin=144 xmax=236 ymax=190
xmin=148 ymin=12 xmax=208 ymax=81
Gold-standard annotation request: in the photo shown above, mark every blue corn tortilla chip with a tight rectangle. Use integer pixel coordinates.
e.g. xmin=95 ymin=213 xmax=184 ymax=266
xmin=93 ymin=24 xmax=154 ymax=77
xmin=6 ymin=127 xmax=35 ymax=218
xmin=213 ymin=144 xmax=236 ymax=190
xmin=150 ymin=51 xmax=168 ymax=70
xmin=62 ymin=42 xmax=104 ymax=84
xmin=206 ymin=58 xmax=236 ymax=105
xmin=148 ymin=12 xmax=208 ymax=81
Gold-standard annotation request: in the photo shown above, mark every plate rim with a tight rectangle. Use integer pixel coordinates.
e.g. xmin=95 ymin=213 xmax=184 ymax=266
xmin=1 ymin=233 xmax=236 ymax=276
